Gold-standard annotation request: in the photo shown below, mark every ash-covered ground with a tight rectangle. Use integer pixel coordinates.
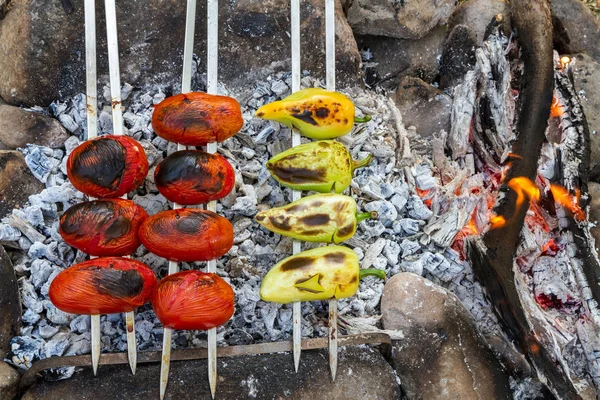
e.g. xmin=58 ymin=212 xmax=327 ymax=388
xmin=2 ymin=70 xmax=503 ymax=382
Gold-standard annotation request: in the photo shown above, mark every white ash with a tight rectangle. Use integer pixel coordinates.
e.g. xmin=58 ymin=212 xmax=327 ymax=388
xmin=2 ymin=72 xmax=506 ymax=391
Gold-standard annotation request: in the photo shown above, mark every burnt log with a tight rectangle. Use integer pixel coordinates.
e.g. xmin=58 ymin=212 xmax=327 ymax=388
xmin=467 ymin=0 xmax=581 ymax=397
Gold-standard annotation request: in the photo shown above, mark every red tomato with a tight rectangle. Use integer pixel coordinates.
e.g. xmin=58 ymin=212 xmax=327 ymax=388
xmin=152 ymin=270 xmax=234 ymax=330
xmin=154 ymin=150 xmax=235 ymax=205
xmin=151 ymin=92 xmax=243 ymax=146
xmin=49 ymin=257 xmax=157 ymax=315
xmin=59 ymin=199 xmax=148 ymax=256
xmin=67 ymin=135 xmax=149 ymax=198
xmin=138 ymin=209 xmax=233 ymax=262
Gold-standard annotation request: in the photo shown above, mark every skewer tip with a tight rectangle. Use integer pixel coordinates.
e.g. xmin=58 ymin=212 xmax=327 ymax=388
xmin=126 ymin=311 xmax=137 ymax=375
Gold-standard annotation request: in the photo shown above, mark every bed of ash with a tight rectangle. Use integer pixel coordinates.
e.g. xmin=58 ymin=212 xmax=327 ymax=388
xmin=1 ymin=62 xmax=534 ymax=390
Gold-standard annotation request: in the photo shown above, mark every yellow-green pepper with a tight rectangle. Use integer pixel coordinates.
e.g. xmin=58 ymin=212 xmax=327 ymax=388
xmin=260 ymin=246 xmax=385 ymax=303
xmin=255 ymin=193 xmax=376 ymax=244
xmin=266 ymin=140 xmax=372 ymax=193
xmin=255 ymin=88 xmax=371 ymax=140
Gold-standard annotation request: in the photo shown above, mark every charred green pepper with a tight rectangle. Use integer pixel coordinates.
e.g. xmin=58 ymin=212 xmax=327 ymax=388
xmin=266 ymin=140 xmax=372 ymax=193
xmin=255 ymin=193 xmax=376 ymax=244
xmin=260 ymin=246 xmax=385 ymax=303
xmin=255 ymin=88 xmax=370 ymax=139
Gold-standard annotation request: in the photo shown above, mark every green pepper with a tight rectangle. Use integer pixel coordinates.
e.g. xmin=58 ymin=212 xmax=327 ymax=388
xmin=255 ymin=88 xmax=371 ymax=140
xmin=266 ymin=140 xmax=372 ymax=193
xmin=255 ymin=193 xmax=376 ymax=244
xmin=260 ymin=246 xmax=385 ymax=303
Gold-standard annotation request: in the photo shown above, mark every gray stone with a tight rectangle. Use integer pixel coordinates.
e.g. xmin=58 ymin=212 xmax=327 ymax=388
xmin=0 ymin=361 xmax=19 ymax=400
xmin=552 ymin=0 xmax=600 ymax=64
xmin=588 ymin=182 xmax=600 ymax=248
xmin=439 ymin=25 xmax=477 ymax=90
xmin=0 ymin=245 xmax=21 ymax=358
xmin=394 ymin=77 xmax=453 ymax=137
xmin=22 ymin=347 xmax=401 ymax=399
xmin=571 ymin=54 xmax=600 ymax=181
xmin=381 ymin=273 xmax=511 ymax=399
xmin=347 ymin=0 xmax=455 ymax=40
xmin=0 ymin=105 xmax=69 ymax=149
xmin=0 ymin=151 xmax=45 ymax=218
xmin=0 ymin=0 xmax=361 ymax=107
xmin=448 ymin=0 xmax=511 ymax=45
xmin=356 ymin=25 xmax=446 ymax=87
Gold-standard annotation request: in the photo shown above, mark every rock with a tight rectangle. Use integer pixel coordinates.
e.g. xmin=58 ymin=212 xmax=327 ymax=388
xmin=394 ymin=77 xmax=453 ymax=137
xmin=0 ymin=245 xmax=21 ymax=358
xmin=439 ymin=25 xmax=477 ymax=90
xmin=356 ymin=26 xmax=446 ymax=88
xmin=0 ymin=151 xmax=45 ymax=218
xmin=571 ymin=54 xmax=600 ymax=181
xmin=0 ymin=104 xmax=69 ymax=149
xmin=381 ymin=273 xmax=511 ymax=399
xmin=0 ymin=0 xmax=9 ymax=20
xmin=347 ymin=0 xmax=455 ymax=40
xmin=0 ymin=0 xmax=361 ymax=107
xmin=551 ymin=0 xmax=600 ymax=64
xmin=22 ymin=347 xmax=401 ymax=399
xmin=588 ymin=182 xmax=600 ymax=248
xmin=448 ymin=0 xmax=511 ymax=45
xmin=0 ymin=361 xmax=20 ymax=400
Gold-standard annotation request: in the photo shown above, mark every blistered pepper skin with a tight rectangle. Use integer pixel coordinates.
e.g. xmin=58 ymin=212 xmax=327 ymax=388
xmin=59 ymin=199 xmax=149 ymax=256
xmin=154 ymin=150 xmax=235 ymax=205
xmin=266 ymin=140 xmax=372 ymax=193
xmin=67 ymin=135 xmax=149 ymax=198
xmin=152 ymin=270 xmax=234 ymax=330
xmin=49 ymin=257 xmax=157 ymax=315
xmin=255 ymin=194 xmax=376 ymax=244
xmin=260 ymin=246 xmax=360 ymax=303
xmin=152 ymin=92 xmax=243 ymax=146
xmin=255 ymin=88 xmax=367 ymax=140
xmin=138 ymin=209 xmax=233 ymax=262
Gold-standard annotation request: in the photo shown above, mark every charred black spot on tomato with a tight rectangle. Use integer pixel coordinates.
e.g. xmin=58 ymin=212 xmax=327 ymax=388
xmin=300 ymin=213 xmax=330 ymax=226
xmin=269 ymin=215 xmax=292 ymax=231
xmin=291 ymin=110 xmax=318 ymax=126
xmin=87 ymin=266 xmax=144 ymax=299
xmin=343 ymin=118 xmax=349 ymax=124
xmin=183 ymin=96 xmax=191 ymax=104
xmin=104 ymin=216 xmax=131 ymax=239
xmin=280 ymin=256 xmax=314 ymax=272
xmin=60 ymin=201 xmax=115 ymax=235
xmin=315 ymin=107 xmax=330 ymax=119
xmin=176 ymin=212 xmax=208 ymax=235
xmin=71 ymin=139 xmax=125 ymax=190
xmin=323 ymin=252 xmax=346 ymax=264
xmin=337 ymin=223 xmax=354 ymax=237
xmin=269 ymin=165 xmax=327 ymax=184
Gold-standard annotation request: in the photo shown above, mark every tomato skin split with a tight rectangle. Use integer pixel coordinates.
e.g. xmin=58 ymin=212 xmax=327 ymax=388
xmin=152 ymin=270 xmax=234 ymax=331
xmin=59 ymin=199 xmax=148 ymax=256
xmin=67 ymin=135 xmax=149 ymax=198
xmin=138 ymin=208 xmax=233 ymax=262
xmin=49 ymin=257 xmax=157 ymax=315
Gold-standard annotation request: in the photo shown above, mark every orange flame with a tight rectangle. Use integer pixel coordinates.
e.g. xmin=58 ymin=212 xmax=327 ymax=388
xmin=490 ymin=177 xmax=540 ymax=229
xmin=549 ymin=184 xmax=585 ymax=221
xmin=550 ymin=95 xmax=565 ymax=118
xmin=560 ymin=56 xmax=571 ymax=70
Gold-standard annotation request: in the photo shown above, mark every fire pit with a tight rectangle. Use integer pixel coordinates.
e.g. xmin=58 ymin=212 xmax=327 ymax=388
xmin=1 ymin=0 xmax=600 ymax=399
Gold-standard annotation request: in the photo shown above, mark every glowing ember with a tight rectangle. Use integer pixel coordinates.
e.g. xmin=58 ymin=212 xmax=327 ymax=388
xmin=490 ymin=177 xmax=540 ymax=229
xmin=549 ymin=184 xmax=585 ymax=221
xmin=550 ymin=95 xmax=565 ymax=118
xmin=560 ymin=56 xmax=571 ymax=70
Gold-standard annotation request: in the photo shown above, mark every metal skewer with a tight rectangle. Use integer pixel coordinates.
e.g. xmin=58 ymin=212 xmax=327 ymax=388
xmin=290 ymin=0 xmax=303 ymax=374
xmin=83 ymin=0 xmax=102 ymax=376
xmin=159 ymin=0 xmax=197 ymax=397
xmin=325 ymin=0 xmax=338 ymax=382
xmin=104 ymin=0 xmax=138 ymax=375
xmin=206 ymin=0 xmax=219 ymax=395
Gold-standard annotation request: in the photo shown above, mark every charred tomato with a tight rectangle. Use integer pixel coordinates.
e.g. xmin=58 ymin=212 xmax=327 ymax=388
xmin=152 ymin=270 xmax=234 ymax=330
xmin=138 ymin=208 xmax=233 ymax=262
xmin=49 ymin=257 xmax=157 ymax=315
xmin=67 ymin=135 xmax=149 ymax=198
xmin=151 ymin=92 xmax=243 ymax=146
xmin=154 ymin=150 xmax=235 ymax=205
xmin=59 ymin=199 xmax=148 ymax=256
